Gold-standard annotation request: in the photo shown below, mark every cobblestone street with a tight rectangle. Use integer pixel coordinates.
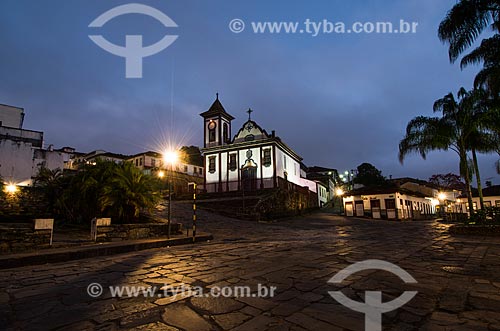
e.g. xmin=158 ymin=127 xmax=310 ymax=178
xmin=1 ymin=205 xmax=500 ymax=330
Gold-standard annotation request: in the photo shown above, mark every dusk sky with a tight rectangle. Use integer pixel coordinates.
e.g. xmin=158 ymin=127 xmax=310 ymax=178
xmin=1 ymin=0 xmax=498 ymax=184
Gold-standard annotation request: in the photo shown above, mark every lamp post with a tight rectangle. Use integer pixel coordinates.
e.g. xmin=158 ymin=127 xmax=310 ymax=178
xmin=188 ymin=182 xmax=197 ymax=243
xmin=163 ymin=150 xmax=179 ymax=239
xmin=336 ymin=188 xmax=345 ymax=214
xmin=437 ymin=192 xmax=447 ymax=218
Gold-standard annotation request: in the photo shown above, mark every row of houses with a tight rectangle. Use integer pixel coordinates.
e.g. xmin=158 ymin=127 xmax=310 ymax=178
xmin=0 ymin=104 xmax=203 ymax=187
xmin=342 ymin=177 xmax=500 ymax=221
xmin=0 ymin=101 xmax=339 ymax=207
xmin=5 ymin=98 xmax=496 ymax=218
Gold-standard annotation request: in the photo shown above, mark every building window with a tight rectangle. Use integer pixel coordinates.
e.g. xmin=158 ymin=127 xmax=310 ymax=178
xmin=135 ymin=159 xmax=138 ymax=166
xmin=139 ymin=158 xmax=143 ymax=166
xmin=485 ymin=201 xmax=492 ymax=208
xmin=263 ymin=148 xmax=271 ymax=167
xmin=151 ymin=158 xmax=156 ymax=167
xmin=199 ymin=168 xmax=203 ymax=175
xmin=496 ymin=200 xmax=500 ymax=207
xmin=184 ymin=165 xmax=188 ymax=173
xmin=229 ymin=153 xmax=237 ymax=171
xmin=208 ymin=156 xmax=216 ymax=173
xmin=223 ymin=123 xmax=229 ymax=143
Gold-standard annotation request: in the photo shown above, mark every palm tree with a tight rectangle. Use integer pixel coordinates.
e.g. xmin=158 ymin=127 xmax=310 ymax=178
xmin=438 ymin=0 xmax=500 ymax=97
xmin=99 ymin=162 xmax=159 ymax=223
xmin=399 ymin=88 xmax=490 ymax=214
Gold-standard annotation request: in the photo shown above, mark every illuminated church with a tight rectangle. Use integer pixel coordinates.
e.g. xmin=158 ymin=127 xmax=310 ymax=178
xmin=200 ymin=95 xmax=317 ymax=194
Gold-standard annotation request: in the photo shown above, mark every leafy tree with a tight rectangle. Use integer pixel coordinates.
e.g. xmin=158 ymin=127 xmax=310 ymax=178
xmin=33 ymin=167 xmax=64 ymax=215
xmin=428 ymin=173 xmax=466 ymax=191
xmin=180 ymin=146 xmax=203 ymax=167
xmin=99 ymin=162 xmax=160 ymax=223
xmin=353 ymin=163 xmax=386 ymax=187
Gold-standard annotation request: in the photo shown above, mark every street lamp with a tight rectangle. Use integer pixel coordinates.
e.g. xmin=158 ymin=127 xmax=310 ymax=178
xmin=5 ymin=183 xmax=18 ymax=194
xmin=335 ymin=188 xmax=344 ymax=214
xmin=163 ymin=150 xmax=179 ymax=239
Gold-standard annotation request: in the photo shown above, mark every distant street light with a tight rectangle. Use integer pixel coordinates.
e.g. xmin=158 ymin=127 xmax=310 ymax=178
xmin=163 ymin=151 xmax=179 ymax=165
xmin=5 ymin=183 xmax=18 ymax=194
xmin=335 ymin=188 xmax=345 ymax=214
xmin=438 ymin=192 xmax=446 ymax=201
xmin=163 ymin=150 xmax=179 ymax=239
xmin=158 ymin=170 xmax=165 ymax=179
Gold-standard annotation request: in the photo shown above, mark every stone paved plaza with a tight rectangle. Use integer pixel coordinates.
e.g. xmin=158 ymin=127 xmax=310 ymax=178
xmin=1 ymin=205 xmax=500 ymax=331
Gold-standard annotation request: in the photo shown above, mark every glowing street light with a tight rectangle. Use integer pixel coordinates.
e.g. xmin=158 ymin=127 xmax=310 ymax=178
xmin=5 ymin=183 xmax=18 ymax=194
xmin=163 ymin=150 xmax=179 ymax=165
xmin=158 ymin=170 xmax=165 ymax=179
xmin=438 ymin=192 xmax=447 ymax=201
xmin=336 ymin=188 xmax=344 ymax=196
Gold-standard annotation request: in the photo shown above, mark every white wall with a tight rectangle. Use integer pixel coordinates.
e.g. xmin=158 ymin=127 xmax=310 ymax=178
xmin=0 ymin=140 xmax=34 ymax=184
xmin=0 ymin=104 xmax=24 ymax=129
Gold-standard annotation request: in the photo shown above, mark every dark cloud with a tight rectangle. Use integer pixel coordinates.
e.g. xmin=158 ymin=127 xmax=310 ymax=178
xmin=0 ymin=0 xmax=497 ymax=183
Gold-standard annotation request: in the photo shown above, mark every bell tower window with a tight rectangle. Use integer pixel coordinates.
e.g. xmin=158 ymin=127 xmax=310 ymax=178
xmin=208 ymin=120 xmax=217 ymax=143
xmin=223 ymin=123 xmax=229 ymax=143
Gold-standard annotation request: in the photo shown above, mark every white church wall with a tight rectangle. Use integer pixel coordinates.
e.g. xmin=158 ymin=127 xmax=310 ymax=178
xmin=261 ymin=146 xmax=274 ymax=179
xmin=205 ymin=152 xmax=219 ymax=184
xmin=220 ymin=152 xmax=228 ymax=182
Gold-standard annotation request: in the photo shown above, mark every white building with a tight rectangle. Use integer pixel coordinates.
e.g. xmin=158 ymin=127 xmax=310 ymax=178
xmin=342 ymin=178 xmax=443 ymax=220
xmin=127 ymin=151 xmax=204 ymax=178
xmin=343 ymin=187 xmax=436 ymax=220
xmin=0 ymin=104 xmax=67 ymax=185
xmin=200 ymin=95 xmax=317 ymax=195
xmin=456 ymin=185 xmax=500 ymax=212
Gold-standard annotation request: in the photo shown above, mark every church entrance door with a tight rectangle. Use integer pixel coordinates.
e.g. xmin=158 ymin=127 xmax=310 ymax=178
xmin=242 ymin=166 xmax=257 ymax=191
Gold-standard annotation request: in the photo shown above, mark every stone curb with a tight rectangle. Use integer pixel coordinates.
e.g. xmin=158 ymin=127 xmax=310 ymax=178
xmin=0 ymin=234 xmax=213 ymax=269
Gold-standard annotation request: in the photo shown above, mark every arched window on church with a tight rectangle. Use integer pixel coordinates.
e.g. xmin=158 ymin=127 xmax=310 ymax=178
xmin=209 ymin=128 xmax=216 ymax=142
xmin=223 ymin=123 xmax=229 ymax=143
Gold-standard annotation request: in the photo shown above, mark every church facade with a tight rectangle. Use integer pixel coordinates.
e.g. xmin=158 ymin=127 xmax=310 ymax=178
xmin=200 ymin=96 xmax=317 ymax=194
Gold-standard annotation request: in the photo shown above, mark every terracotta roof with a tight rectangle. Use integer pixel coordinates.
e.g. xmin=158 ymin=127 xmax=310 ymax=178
xmin=346 ymin=185 xmax=428 ymax=198
xmin=389 ymin=177 xmax=439 ymax=189
xmin=460 ymin=185 xmax=500 ymax=198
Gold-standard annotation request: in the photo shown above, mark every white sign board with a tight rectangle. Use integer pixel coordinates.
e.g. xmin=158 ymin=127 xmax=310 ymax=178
xmin=91 ymin=218 xmax=111 ymax=241
xmin=33 ymin=219 xmax=54 ymax=230
xmin=96 ymin=218 xmax=111 ymax=226
xmin=33 ymin=219 xmax=54 ymax=245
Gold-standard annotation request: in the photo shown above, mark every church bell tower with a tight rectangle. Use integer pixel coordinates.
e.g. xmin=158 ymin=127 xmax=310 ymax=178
xmin=200 ymin=94 xmax=235 ymax=148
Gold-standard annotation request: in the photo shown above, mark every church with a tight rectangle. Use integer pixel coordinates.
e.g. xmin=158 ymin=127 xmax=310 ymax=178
xmin=200 ymin=95 xmax=318 ymax=195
